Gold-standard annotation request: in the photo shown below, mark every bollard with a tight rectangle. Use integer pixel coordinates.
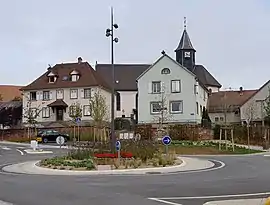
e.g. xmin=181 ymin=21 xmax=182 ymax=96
xmin=265 ymin=197 xmax=270 ymax=205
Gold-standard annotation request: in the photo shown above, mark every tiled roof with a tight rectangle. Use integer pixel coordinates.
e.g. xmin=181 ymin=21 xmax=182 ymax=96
xmin=96 ymin=64 xmax=150 ymax=91
xmin=193 ymin=65 xmax=222 ymax=88
xmin=21 ymin=61 xmax=111 ymax=91
xmin=0 ymin=85 xmax=22 ymax=101
xmin=208 ymin=90 xmax=258 ymax=113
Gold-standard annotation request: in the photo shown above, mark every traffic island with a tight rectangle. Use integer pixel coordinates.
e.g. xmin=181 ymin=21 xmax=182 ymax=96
xmin=1 ymin=157 xmax=221 ymax=175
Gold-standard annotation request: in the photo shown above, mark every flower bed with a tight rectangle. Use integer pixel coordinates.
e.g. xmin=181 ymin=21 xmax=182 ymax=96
xmin=94 ymin=152 xmax=133 ymax=158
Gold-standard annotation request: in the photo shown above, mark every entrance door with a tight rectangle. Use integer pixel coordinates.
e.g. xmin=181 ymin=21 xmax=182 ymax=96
xmin=56 ymin=108 xmax=64 ymax=121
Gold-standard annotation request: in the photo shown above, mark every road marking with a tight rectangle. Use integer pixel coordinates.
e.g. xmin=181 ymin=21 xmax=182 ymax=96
xmin=1 ymin=147 xmax=11 ymax=150
xmin=0 ymin=199 xmax=13 ymax=204
xmin=149 ymin=198 xmax=182 ymax=205
xmin=154 ymin=191 xmax=270 ymax=200
xmin=16 ymin=146 xmax=27 ymax=149
xmin=16 ymin=149 xmax=24 ymax=155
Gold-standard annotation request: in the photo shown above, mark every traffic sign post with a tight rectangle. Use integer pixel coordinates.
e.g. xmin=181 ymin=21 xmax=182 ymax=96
xmin=115 ymin=140 xmax=121 ymax=161
xmin=56 ymin=136 xmax=65 ymax=148
xmin=162 ymin=135 xmax=172 ymax=157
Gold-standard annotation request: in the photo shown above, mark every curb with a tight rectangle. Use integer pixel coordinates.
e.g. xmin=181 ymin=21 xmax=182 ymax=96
xmin=1 ymin=157 xmax=223 ymax=176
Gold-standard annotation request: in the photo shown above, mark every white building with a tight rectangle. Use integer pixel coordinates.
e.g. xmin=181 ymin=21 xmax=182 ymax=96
xmin=136 ymin=52 xmax=209 ymax=124
xmin=21 ymin=57 xmax=112 ymax=127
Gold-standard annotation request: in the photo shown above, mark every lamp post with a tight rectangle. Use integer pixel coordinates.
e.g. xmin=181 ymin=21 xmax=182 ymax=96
xmin=106 ymin=7 xmax=119 ymax=147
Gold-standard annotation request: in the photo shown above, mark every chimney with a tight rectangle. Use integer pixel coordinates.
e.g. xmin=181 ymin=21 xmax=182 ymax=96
xmin=239 ymin=86 xmax=243 ymax=96
xmin=78 ymin=57 xmax=83 ymax=64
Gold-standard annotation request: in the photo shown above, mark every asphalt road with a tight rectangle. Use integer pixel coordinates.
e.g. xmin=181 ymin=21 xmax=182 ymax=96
xmin=0 ymin=143 xmax=270 ymax=205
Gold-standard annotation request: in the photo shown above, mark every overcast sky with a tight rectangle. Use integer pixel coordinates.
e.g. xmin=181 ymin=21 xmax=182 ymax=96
xmin=1 ymin=0 xmax=269 ymax=90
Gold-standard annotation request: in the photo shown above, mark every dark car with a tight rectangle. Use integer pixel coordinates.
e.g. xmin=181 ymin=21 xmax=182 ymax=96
xmin=37 ymin=130 xmax=70 ymax=143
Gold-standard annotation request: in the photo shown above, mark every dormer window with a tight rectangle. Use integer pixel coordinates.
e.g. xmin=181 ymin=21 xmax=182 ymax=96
xmin=47 ymin=72 xmax=56 ymax=83
xmin=70 ymin=70 xmax=80 ymax=82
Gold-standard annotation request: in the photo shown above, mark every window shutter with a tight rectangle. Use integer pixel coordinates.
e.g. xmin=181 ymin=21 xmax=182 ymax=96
xmin=161 ymin=82 xmax=165 ymax=93
xmin=49 ymin=91 xmax=53 ymax=100
xmin=36 ymin=92 xmax=39 ymax=100
xmin=81 ymin=89 xmax=84 ymax=99
xmin=148 ymin=83 xmax=152 ymax=94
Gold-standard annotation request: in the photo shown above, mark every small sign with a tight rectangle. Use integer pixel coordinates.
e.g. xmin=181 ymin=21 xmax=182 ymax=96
xmin=30 ymin=140 xmax=38 ymax=151
xmin=56 ymin=136 xmax=65 ymax=145
xmin=162 ymin=135 xmax=172 ymax=146
xmin=75 ymin=118 xmax=81 ymax=124
xmin=115 ymin=140 xmax=121 ymax=151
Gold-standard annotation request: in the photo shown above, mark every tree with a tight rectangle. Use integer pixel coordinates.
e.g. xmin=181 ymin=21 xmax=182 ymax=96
xmin=89 ymin=91 xmax=109 ymax=142
xmin=201 ymin=107 xmax=211 ymax=128
xmin=12 ymin=96 xmax=22 ymax=101
xmin=69 ymin=102 xmax=82 ymax=142
xmin=0 ymin=93 xmax=3 ymax=102
xmin=264 ymin=87 xmax=270 ymax=125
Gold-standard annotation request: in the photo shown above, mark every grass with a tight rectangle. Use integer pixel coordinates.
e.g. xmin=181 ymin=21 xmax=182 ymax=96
xmin=166 ymin=141 xmax=264 ymax=155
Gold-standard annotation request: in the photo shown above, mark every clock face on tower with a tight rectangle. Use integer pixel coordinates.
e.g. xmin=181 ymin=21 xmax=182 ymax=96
xmin=184 ymin=52 xmax=191 ymax=58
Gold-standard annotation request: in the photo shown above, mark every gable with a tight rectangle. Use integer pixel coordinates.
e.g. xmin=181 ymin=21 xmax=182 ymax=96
xmin=137 ymin=54 xmax=195 ymax=81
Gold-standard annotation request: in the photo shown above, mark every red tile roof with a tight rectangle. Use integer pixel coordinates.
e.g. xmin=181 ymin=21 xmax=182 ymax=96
xmin=0 ymin=85 xmax=22 ymax=102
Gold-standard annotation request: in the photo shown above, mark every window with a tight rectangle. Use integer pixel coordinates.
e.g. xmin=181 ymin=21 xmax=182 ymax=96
xmin=200 ymin=105 xmax=203 ymax=116
xmin=83 ymin=105 xmax=91 ymax=116
xmin=70 ymin=89 xmax=78 ymax=99
xmin=150 ymin=102 xmax=161 ymax=114
xmin=56 ymin=89 xmax=64 ymax=99
xmin=42 ymin=107 xmax=50 ymax=118
xmin=203 ymin=91 xmax=206 ymax=101
xmin=48 ymin=76 xmax=55 ymax=83
xmin=30 ymin=92 xmax=37 ymax=101
xmin=220 ymin=117 xmax=224 ymax=121
xmin=84 ymin=88 xmax=91 ymax=99
xmin=171 ymin=80 xmax=181 ymax=93
xmin=71 ymin=75 xmax=79 ymax=82
xmin=161 ymin=68 xmax=170 ymax=74
xmin=215 ymin=117 xmax=219 ymax=122
xmin=170 ymin=101 xmax=183 ymax=114
xmin=43 ymin=91 xmax=50 ymax=101
xmin=152 ymin=81 xmax=161 ymax=93
xmin=29 ymin=108 xmax=38 ymax=117
xmin=196 ymin=102 xmax=199 ymax=114
xmin=116 ymin=92 xmax=121 ymax=111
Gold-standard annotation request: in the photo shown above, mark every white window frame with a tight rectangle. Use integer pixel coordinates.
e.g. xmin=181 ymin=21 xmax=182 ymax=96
xmin=30 ymin=92 xmax=37 ymax=101
xmin=150 ymin=102 xmax=161 ymax=114
xmin=48 ymin=76 xmax=55 ymax=83
xmin=56 ymin=89 xmax=64 ymax=99
xmin=70 ymin=89 xmax=78 ymax=99
xmin=84 ymin=88 xmax=91 ymax=99
xmin=170 ymin=101 xmax=183 ymax=114
xmin=43 ymin=91 xmax=50 ymax=101
xmin=42 ymin=107 xmax=50 ymax=118
xmin=171 ymin=80 xmax=181 ymax=93
xmin=83 ymin=105 xmax=91 ymax=116
xmin=71 ymin=75 xmax=79 ymax=82
xmin=152 ymin=81 xmax=161 ymax=94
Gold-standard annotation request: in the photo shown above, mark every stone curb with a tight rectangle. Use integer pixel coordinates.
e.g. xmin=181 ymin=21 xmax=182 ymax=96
xmin=204 ymin=198 xmax=267 ymax=205
xmin=1 ymin=157 xmax=218 ymax=176
xmin=23 ymin=149 xmax=53 ymax=154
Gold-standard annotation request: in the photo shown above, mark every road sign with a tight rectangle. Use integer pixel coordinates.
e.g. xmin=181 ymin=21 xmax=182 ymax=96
xmin=56 ymin=136 xmax=65 ymax=145
xmin=75 ymin=117 xmax=81 ymax=124
xmin=162 ymin=135 xmax=172 ymax=146
xmin=115 ymin=140 xmax=121 ymax=151
xmin=30 ymin=140 xmax=38 ymax=151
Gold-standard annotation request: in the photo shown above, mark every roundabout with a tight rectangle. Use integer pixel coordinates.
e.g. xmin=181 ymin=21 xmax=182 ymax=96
xmin=0 ymin=142 xmax=270 ymax=205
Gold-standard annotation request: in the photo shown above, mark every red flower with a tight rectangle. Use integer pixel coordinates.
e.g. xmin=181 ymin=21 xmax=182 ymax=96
xmin=94 ymin=152 xmax=133 ymax=158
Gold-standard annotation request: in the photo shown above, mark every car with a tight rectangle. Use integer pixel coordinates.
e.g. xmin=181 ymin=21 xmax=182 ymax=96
xmin=37 ymin=130 xmax=70 ymax=143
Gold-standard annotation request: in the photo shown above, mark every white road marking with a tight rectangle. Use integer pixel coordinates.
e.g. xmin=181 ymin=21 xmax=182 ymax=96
xmin=154 ymin=191 xmax=270 ymax=200
xmin=16 ymin=146 xmax=27 ymax=149
xmin=1 ymin=147 xmax=11 ymax=150
xmin=149 ymin=198 xmax=182 ymax=205
xmin=0 ymin=199 xmax=13 ymax=204
xmin=203 ymin=198 xmax=266 ymax=205
xmin=16 ymin=149 xmax=24 ymax=155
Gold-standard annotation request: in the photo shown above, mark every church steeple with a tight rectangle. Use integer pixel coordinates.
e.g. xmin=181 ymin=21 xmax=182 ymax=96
xmin=175 ymin=17 xmax=196 ymax=71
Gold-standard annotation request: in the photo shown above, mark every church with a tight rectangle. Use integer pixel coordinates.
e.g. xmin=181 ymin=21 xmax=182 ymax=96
xmin=96 ymin=23 xmax=221 ymax=123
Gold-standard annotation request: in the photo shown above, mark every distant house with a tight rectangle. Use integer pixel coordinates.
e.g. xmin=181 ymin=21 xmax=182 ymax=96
xmin=240 ymin=80 xmax=270 ymax=125
xmin=208 ymin=87 xmax=257 ymax=124
xmin=136 ymin=52 xmax=209 ymax=124
xmin=0 ymin=85 xmax=22 ymax=101
xmin=20 ymin=57 xmax=112 ymax=127
xmin=96 ymin=26 xmax=221 ymax=123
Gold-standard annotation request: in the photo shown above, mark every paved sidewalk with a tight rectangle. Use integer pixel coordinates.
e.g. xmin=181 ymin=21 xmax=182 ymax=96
xmin=204 ymin=198 xmax=266 ymax=204
xmin=2 ymin=157 xmax=218 ymax=176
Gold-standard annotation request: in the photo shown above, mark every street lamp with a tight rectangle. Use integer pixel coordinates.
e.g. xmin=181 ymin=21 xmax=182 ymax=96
xmin=106 ymin=7 xmax=119 ymax=147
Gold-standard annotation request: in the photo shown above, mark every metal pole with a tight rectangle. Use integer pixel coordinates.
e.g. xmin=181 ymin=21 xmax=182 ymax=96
xmin=110 ymin=7 xmax=116 ymax=146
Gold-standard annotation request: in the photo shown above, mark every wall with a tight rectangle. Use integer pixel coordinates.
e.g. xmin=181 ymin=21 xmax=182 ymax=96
xmin=240 ymin=83 xmax=270 ymax=122
xmin=116 ymin=91 xmax=137 ymax=118
xmin=208 ymin=86 xmax=219 ymax=93
xmin=22 ymin=86 xmax=112 ymax=123
xmin=137 ymin=55 xmax=208 ymax=124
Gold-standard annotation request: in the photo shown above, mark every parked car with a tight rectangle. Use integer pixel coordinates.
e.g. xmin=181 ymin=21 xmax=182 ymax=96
xmin=37 ymin=130 xmax=70 ymax=143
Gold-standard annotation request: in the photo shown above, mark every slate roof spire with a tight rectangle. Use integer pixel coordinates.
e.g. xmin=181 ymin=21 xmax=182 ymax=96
xmin=175 ymin=17 xmax=196 ymax=51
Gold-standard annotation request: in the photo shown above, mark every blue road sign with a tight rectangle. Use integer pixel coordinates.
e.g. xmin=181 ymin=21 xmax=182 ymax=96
xmin=75 ymin=118 xmax=81 ymax=124
xmin=162 ymin=135 xmax=172 ymax=146
xmin=115 ymin=140 xmax=121 ymax=151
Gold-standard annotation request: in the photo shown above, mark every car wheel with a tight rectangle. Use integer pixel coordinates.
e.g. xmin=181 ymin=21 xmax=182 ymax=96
xmin=43 ymin=138 xmax=48 ymax=143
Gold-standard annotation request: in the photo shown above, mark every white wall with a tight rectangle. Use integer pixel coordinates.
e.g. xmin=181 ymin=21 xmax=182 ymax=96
xmin=116 ymin=91 xmax=137 ymax=118
xmin=137 ymin=55 xmax=208 ymax=124
xmin=22 ymin=86 xmax=112 ymax=123
xmin=208 ymin=86 xmax=219 ymax=93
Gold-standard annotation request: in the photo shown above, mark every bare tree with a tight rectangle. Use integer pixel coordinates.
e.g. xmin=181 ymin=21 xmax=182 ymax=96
xmin=243 ymin=101 xmax=257 ymax=150
xmin=89 ymin=91 xmax=109 ymax=141
xmin=0 ymin=93 xmax=3 ymax=102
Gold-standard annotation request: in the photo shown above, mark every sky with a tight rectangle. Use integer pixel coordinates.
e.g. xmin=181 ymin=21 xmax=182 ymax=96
xmin=1 ymin=0 xmax=270 ymax=90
